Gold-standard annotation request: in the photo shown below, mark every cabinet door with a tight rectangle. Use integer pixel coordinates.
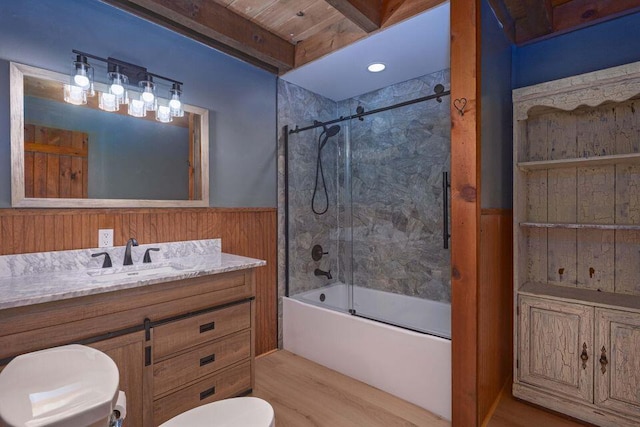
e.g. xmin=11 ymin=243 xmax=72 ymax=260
xmin=519 ymin=296 xmax=594 ymax=402
xmin=595 ymin=308 xmax=640 ymax=418
xmin=89 ymin=332 xmax=151 ymax=427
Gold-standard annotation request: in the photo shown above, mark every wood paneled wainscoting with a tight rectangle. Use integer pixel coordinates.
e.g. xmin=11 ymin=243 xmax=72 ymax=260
xmin=0 ymin=207 xmax=277 ymax=355
xmin=479 ymin=209 xmax=514 ymax=425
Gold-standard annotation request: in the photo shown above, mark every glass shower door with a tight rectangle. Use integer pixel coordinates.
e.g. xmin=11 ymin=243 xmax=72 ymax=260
xmin=344 ymin=100 xmax=451 ymax=337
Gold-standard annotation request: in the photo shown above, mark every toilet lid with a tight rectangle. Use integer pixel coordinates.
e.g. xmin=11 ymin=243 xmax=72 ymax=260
xmin=159 ymin=397 xmax=274 ymax=427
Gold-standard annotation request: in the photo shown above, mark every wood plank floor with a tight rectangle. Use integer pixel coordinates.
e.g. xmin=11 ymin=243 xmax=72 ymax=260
xmin=253 ymin=350 xmax=592 ymax=427
xmin=486 ymin=390 xmax=593 ymax=427
xmin=251 ymin=350 xmax=449 ymax=427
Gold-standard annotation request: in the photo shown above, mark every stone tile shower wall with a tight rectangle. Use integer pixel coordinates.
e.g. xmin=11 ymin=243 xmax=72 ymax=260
xmin=339 ymin=69 xmax=451 ymax=303
xmin=277 ymin=80 xmax=340 ymax=306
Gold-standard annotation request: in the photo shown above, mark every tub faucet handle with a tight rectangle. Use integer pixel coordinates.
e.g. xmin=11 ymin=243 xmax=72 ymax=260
xmin=312 ymin=245 xmax=329 ymax=261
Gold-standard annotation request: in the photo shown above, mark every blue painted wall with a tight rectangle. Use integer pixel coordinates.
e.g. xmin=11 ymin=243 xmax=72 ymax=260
xmin=513 ymin=11 xmax=640 ymax=88
xmin=0 ymin=0 xmax=277 ymax=207
xmin=481 ymin=0 xmax=513 ymax=209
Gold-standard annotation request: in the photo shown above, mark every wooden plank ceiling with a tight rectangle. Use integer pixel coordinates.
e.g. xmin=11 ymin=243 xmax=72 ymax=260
xmin=489 ymin=0 xmax=640 ymax=44
xmin=101 ymin=0 xmax=446 ymax=74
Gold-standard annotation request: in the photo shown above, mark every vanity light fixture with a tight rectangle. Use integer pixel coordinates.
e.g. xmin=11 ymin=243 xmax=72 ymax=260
xmin=65 ymin=49 xmax=184 ymax=119
xmin=169 ymin=83 xmax=183 ymax=117
xmin=367 ymin=62 xmax=386 ymax=73
xmin=156 ymin=105 xmax=172 ymax=123
xmin=63 ymin=84 xmax=87 ymax=105
xmin=139 ymin=75 xmax=156 ymax=111
xmin=72 ymin=54 xmax=93 ymax=89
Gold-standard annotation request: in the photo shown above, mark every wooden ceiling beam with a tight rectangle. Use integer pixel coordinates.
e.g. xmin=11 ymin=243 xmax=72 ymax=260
xmin=101 ymin=0 xmax=295 ymax=73
xmin=515 ymin=0 xmax=553 ymax=43
xmin=324 ymin=0 xmax=383 ymax=32
xmin=552 ymin=0 xmax=640 ymax=34
xmin=487 ymin=0 xmax=516 ymax=43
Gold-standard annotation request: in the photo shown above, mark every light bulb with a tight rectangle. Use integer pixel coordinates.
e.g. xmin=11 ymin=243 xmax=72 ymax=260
xmin=169 ymin=98 xmax=181 ymax=110
xmin=142 ymin=89 xmax=155 ymax=103
xmin=74 ymin=73 xmax=90 ymax=87
xmin=110 ymin=83 xmax=125 ymax=96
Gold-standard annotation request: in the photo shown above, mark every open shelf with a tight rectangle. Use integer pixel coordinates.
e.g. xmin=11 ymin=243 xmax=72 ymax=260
xmin=519 ymin=282 xmax=640 ymax=313
xmin=517 ymin=152 xmax=640 ymax=171
xmin=520 ymin=222 xmax=640 ymax=230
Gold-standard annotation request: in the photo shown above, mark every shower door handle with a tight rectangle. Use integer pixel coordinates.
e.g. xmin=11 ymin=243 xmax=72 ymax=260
xmin=442 ymin=171 xmax=450 ymax=249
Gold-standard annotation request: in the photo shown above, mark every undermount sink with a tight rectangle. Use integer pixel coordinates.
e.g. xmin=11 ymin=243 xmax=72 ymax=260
xmin=86 ymin=263 xmax=185 ymax=281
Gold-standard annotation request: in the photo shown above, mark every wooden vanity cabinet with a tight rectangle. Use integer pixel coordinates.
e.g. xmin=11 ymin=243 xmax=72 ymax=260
xmin=513 ymin=61 xmax=640 ymax=426
xmin=89 ymin=332 xmax=148 ymax=427
xmin=0 ymin=268 xmax=257 ymax=427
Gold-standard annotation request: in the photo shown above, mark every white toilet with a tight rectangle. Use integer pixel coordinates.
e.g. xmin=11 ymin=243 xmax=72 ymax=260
xmin=0 ymin=345 xmax=275 ymax=427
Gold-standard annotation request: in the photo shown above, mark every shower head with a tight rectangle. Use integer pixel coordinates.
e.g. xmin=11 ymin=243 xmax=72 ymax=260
xmin=319 ymin=124 xmax=341 ymax=151
xmin=326 ymin=125 xmax=341 ymax=137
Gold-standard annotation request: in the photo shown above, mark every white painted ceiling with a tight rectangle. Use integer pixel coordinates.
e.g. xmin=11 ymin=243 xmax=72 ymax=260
xmin=280 ymin=2 xmax=450 ymax=102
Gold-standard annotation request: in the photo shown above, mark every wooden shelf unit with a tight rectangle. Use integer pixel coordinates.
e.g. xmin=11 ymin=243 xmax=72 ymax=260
xmin=519 ymin=222 xmax=640 ymax=230
xmin=513 ymin=61 xmax=640 ymax=427
xmin=517 ymin=152 xmax=640 ymax=170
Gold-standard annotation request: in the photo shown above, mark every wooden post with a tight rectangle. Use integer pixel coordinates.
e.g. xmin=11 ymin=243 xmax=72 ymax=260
xmin=451 ymin=0 xmax=481 ymax=425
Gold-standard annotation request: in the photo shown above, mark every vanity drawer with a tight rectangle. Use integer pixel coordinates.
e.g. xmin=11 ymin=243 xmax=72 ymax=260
xmin=154 ymin=302 xmax=250 ymax=360
xmin=153 ymin=360 xmax=251 ymax=425
xmin=153 ymin=330 xmax=250 ymax=397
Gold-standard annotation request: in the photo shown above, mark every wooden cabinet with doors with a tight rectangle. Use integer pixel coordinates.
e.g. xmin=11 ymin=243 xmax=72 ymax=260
xmin=518 ymin=296 xmax=593 ymax=404
xmin=595 ymin=308 xmax=640 ymax=420
xmin=512 ymin=61 xmax=640 ymax=426
xmin=89 ymin=332 xmax=148 ymax=427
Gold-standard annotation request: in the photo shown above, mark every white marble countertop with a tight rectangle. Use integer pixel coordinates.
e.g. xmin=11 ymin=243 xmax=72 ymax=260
xmin=0 ymin=240 xmax=265 ymax=310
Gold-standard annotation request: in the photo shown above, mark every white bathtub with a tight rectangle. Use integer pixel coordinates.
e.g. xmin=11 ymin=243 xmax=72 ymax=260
xmin=283 ymin=283 xmax=452 ymax=420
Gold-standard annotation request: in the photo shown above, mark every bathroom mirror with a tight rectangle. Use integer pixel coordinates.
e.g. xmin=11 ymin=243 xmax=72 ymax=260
xmin=9 ymin=62 xmax=209 ymax=208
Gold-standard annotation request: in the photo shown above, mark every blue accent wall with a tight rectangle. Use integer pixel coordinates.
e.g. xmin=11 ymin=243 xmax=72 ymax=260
xmin=0 ymin=0 xmax=277 ymax=207
xmin=481 ymin=0 xmax=513 ymax=209
xmin=513 ymin=11 xmax=640 ymax=88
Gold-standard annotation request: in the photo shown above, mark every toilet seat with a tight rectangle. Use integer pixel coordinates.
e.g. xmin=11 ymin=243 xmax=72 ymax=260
xmin=159 ymin=397 xmax=274 ymax=427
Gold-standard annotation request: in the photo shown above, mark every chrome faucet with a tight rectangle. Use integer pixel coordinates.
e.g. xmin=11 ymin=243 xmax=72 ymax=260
xmin=123 ymin=238 xmax=139 ymax=266
xmin=314 ymin=268 xmax=332 ymax=280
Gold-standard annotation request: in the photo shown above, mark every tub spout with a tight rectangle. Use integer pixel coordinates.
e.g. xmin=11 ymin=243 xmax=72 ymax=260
xmin=314 ymin=268 xmax=332 ymax=280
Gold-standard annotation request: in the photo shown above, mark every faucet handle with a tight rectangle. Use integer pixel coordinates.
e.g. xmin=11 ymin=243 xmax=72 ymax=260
xmin=92 ymin=252 xmax=112 ymax=268
xmin=143 ymin=248 xmax=160 ymax=263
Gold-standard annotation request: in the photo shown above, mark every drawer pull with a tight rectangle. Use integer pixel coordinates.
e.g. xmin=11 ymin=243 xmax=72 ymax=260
xmin=200 ymin=321 xmax=215 ymax=333
xmin=199 ymin=353 xmax=216 ymax=367
xmin=200 ymin=386 xmax=216 ymax=400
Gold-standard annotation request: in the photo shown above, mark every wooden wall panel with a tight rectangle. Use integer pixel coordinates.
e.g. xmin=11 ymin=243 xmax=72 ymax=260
xmin=451 ymin=0 xmax=481 ymax=425
xmin=0 ymin=207 xmax=277 ymax=355
xmin=479 ymin=209 xmax=514 ymax=425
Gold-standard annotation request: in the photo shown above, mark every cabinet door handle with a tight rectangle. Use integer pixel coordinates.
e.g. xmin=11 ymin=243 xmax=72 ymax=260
xmin=580 ymin=342 xmax=589 ymax=370
xmin=599 ymin=346 xmax=608 ymax=374
xmin=199 ymin=321 xmax=215 ymax=333
xmin=200 ymin=386 xmax=216 ymax=400
xmin=199 ymin=353 xmax=216 ymax=366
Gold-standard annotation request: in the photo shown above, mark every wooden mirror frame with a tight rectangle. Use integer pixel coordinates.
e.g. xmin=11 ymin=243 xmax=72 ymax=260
xmin=10 ymin=62 xmax=210 ymax=208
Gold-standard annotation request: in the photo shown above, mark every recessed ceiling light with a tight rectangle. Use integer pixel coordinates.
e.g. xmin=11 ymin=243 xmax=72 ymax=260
xmin=367 ymin=63 xmax=386 ymax=73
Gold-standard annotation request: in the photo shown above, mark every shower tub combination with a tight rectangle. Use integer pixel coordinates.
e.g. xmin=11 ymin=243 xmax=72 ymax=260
xmin=283 ymin=284 xmax=451 ymax=420
xmin=282 ymin=66 xmax=453 ymax=421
